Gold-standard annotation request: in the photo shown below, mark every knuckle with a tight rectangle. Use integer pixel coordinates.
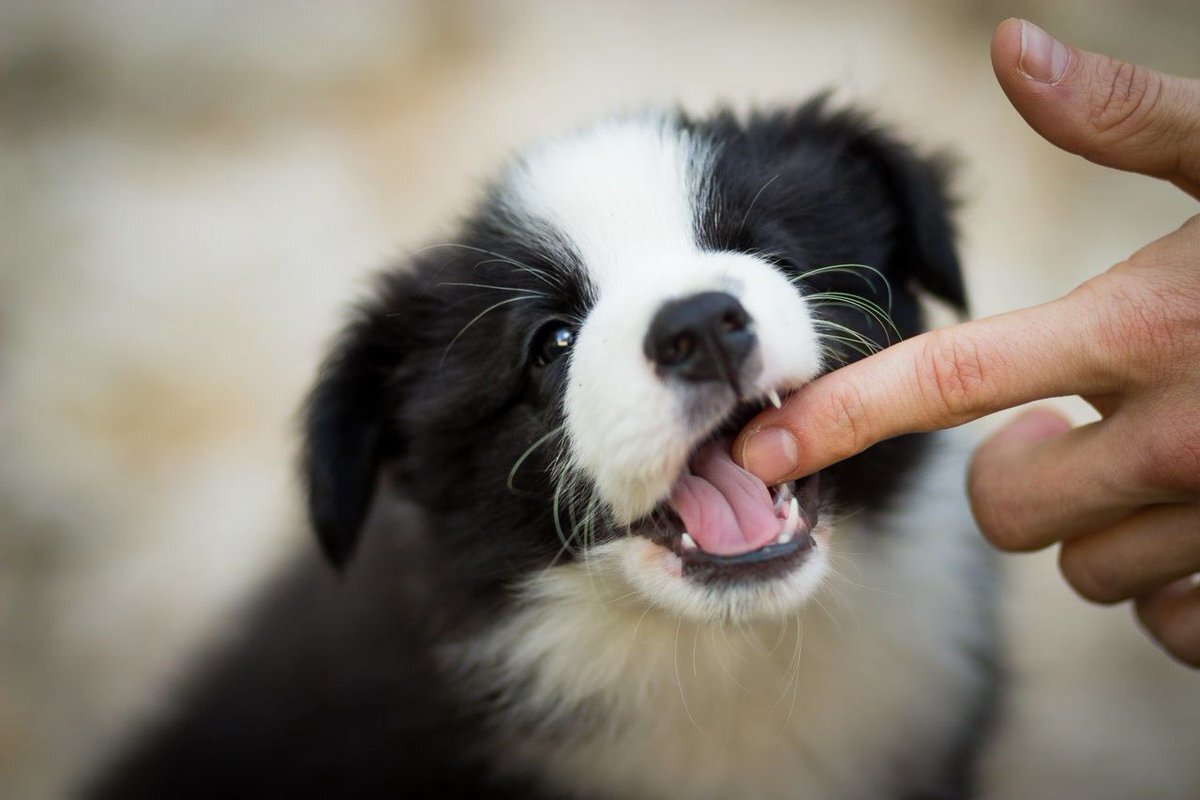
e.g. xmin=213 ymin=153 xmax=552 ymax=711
xmin=1134 ymin=427 xmax=1200 ymax=495
xmin=1087 ymin=58 xmax=1164 ymax=140
xmin=1079 ymin=271 xmax=1186 ymax=381
xmin=817 ymin=382 xmax=872 ymax=461
xmin=917 ymin=330 xmax=989 ymax=423
xmin=1058 ymin=542 xmax=1125 ymax=604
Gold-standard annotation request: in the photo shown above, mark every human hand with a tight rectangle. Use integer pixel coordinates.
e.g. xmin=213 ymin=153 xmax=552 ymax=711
xmin=734 ymin=18 xmax=1200 ymax=667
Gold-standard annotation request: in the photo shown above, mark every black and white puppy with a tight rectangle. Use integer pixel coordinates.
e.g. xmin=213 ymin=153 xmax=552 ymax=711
xmin=89 ymin=100 xmax=999 ymax=799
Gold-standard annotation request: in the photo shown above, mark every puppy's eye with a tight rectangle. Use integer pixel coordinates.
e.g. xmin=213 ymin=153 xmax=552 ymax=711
xmin=533 ymin=322 xmax=575 ymax=367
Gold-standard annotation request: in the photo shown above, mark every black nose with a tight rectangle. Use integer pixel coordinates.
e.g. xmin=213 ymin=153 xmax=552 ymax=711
xmin=643 ymin=291 xmax=756 ymax=384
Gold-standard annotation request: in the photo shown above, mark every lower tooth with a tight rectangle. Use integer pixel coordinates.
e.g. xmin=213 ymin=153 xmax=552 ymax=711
xmin=777 ymin=530 xmax=793 ymax=544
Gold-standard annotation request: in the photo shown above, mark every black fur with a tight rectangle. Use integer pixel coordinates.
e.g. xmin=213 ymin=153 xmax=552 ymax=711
xmin=85 ymin=103 xmax=996 ymax=799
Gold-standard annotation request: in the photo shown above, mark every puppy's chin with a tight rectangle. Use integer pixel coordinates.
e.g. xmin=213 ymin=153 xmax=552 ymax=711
xmin=577 ymin=521 xmax=833 ymax=623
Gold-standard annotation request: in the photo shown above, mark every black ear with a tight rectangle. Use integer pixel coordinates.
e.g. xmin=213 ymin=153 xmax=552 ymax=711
xmin=736 ymin=100 xmax=967 ymax=312
xmin=858 ymin=134 xmax=967 ymax=311
xmin=301 ymin=304 xmax=403 ymax=569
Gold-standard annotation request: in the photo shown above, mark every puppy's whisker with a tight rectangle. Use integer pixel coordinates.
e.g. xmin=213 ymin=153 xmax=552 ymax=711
xmin=441 ymin=295 xmax=541 ymax=365
xmin=791 ymin=262 xmax=893 ymax=308
xmin=824 ymin=504 xmax=868 ymax=526
xmin=507 ymin=426 xmax=566 ymax=495
xmin=737 ymin=174 xmax=781 ymax=235
xmin=580 ymin=494 xmax=610 ymax=602
xmin=768 ymin=615 xmax=791 ymax=655
xmin=550 ymin=478 xmax=573 ymax=553
xmin=811 ymin=318 xmax=885 ymax=355
xmin=469 ymin=258 xmax=558 ymax=286
xmin=821 ymin=580 xmax=862 ymax=637
xmin=674 ymin=616 xmax=709 ymax=739
xmin=806 ymin=292 xmax=900 ymax=344
xmin=813 ymin=330 xmax=878 ymax=359
xmin=440 ymin=280 xmax=550 ymax=297
xmin=811 ymin=592 xmax=844 ymax=639
xmin=817 ymin=344 xmax=849 ymax=369
xmin=766 ymin=620 xmax=797 ymax=712
xmin=737 ymin=623 xmax=771 ymax=657
xmin=629 ymin=603 xmax=655 ymax=649
xmin=710 ymin=625 xmax=753 ymax=696
xmin=823 ymin=564 xmax=902 ymax=599
xmin=598 ymin=587 xmax=644 ymax=607
xmin=783 ymin=613 xmax=804 ymax=727
xmin=415 ymin=242 xmax=561 ymax=288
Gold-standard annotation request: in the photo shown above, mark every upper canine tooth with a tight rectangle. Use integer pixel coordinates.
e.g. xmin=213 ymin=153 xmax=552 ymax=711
xmin=767 ymin=389 xmax=783 ymax=409
xmin=681 ymin=532 xmax=698 ymax=551
xmin=773 ymin=482 xmax=792 ymax=513
xmin=786 ymin=497 xmax=801 ymax=531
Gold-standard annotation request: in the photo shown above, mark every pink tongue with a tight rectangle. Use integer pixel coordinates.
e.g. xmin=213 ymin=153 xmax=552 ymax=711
xmin=668 ymin=439 xmax=782 ymax=556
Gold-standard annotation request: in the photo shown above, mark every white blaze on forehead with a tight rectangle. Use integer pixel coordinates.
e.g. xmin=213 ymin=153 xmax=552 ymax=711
xmin=506 ymin=115 xmax=712 ymax=292
xmin=505 ymin=116 xmax=821 ymax=524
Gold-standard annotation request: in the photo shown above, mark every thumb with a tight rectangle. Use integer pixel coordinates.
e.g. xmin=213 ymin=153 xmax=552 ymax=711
xmin=992 ymin=18 xmax=1200 ymax=198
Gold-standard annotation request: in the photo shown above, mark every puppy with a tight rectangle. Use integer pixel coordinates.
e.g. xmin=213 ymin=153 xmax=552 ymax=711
xmin=88 ymin=99 xmax=999 ymax=799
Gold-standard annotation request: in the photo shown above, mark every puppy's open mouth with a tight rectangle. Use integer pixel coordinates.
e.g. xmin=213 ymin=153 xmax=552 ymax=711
xmin=631 ymin=399 xmax=821 ymax=583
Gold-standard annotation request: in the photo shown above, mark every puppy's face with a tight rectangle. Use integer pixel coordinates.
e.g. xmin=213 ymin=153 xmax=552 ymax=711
xmin=304 ymin=105 xmax=963 ymax=622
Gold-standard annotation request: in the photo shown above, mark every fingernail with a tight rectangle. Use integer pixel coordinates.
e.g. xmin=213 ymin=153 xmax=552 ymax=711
xmin=1019 ymin=20 xmax=1069 ymax=84
xmin=741 ymin=427 xmax=800 ymax=484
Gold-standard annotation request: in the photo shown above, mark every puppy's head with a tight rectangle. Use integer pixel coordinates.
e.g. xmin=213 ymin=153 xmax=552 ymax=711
xmin=303 ymin=101 xmax=963 ymax=621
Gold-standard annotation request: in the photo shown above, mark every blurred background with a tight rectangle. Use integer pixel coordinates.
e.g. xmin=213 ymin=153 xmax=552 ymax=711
xmin=1 ymin=1 xmax=1198 ymax=797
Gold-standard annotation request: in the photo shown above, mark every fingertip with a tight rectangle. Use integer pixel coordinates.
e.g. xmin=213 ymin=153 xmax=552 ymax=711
xmin=992 ymin=18 xmax=1073 ymax=106
xmin=990 ymin=18 xmax=1024 ymax=80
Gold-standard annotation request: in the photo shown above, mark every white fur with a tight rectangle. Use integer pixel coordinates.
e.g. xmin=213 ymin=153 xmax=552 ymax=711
xmin=451 ymin=436 xmax=991 ymax=799
xmin=507 ymin=116 xmax=822 ymax=524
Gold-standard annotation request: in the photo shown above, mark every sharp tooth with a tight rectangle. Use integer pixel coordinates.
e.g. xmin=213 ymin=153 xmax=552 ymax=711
xmin=767 ymin=389 xmax=783 ymax=409
xmin=786 ymin=497 xmax=800 ymax=531
xmin=773 ymin=482 xmax=792 ymax=513
xmin=680 ymin=532 xmax=698 ymax=551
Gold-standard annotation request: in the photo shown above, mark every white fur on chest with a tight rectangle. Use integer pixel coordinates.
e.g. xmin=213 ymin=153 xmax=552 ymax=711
xmin=450 ymin=439 xmax=994 ymax=799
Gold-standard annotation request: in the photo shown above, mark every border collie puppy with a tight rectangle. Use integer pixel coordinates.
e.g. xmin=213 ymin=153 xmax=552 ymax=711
xmin=88 ymin=99 xmax=999 ymax=799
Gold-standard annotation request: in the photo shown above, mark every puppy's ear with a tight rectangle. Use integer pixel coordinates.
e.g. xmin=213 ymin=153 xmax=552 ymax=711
xmin=857 ymin=134 xmax=966 ymax=312
xmin=740 ymin=101 xmax=966 ymax=311
xmin=301 ymin=298 xmax=405 ymax=569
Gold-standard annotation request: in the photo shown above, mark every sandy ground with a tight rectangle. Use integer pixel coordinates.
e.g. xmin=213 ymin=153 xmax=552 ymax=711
xmin=1 ymin=1 xmax=1198 ymax=798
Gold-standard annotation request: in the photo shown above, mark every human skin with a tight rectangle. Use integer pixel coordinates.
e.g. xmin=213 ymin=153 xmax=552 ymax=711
xmin=735 ymin=18 xmax=1200 ymax=668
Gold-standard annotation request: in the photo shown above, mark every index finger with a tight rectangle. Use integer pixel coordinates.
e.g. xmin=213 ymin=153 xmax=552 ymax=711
xmin=735 ymin=291 xmax=1115 ymax=482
